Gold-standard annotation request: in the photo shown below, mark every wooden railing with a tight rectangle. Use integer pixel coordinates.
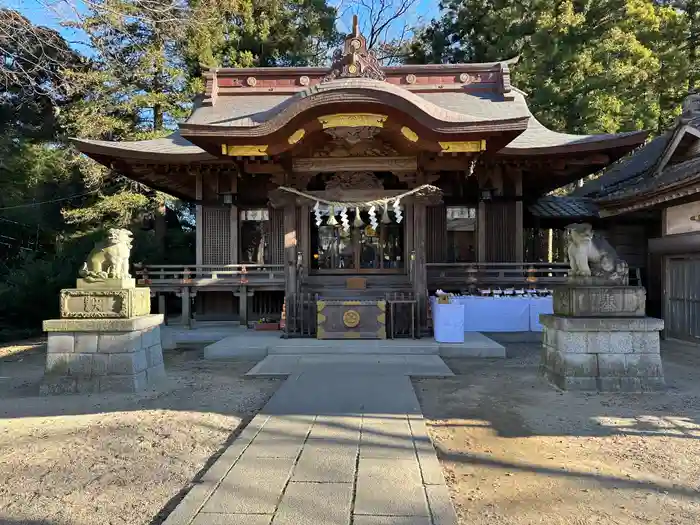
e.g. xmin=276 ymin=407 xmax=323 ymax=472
xmin=427 ymin=262 xmax=570 ymax=290
xmin=133 ymin=264 xmax=285 ymax=287
xmin=427 ymin=262 xmax=642 ymax=290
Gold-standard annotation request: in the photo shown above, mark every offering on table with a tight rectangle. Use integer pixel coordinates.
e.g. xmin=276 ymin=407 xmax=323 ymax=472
xmin=515 ymin=288 xmax=525 ymax=296
xmin=479 ymin=288 xmax=491 ymax=296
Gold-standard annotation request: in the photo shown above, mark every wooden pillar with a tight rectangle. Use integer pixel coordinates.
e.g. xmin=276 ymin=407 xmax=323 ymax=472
xmin=477 ymin=201 xmax=487 ymax=262
xmin=514 ymin=169 xmax=524 ymax=262
xmin=158 ymin=293 xmax=166 ymax=318
xmin=237 ymin=286 xmax=249 ymax=327
xmin=300 ymin=204 xmax=310 ymax=279
xmin=195 ymin=173 xmax=203 ymax=265
xmin=413 ymin=202 xmax=427 ymax=332
xmin=180 ymin=286 xmax=191 ymax=328
xmin=230 ymin=173 xmax=238 ymax=264
xmin=283 ymin=205 xmax=298 ymax=299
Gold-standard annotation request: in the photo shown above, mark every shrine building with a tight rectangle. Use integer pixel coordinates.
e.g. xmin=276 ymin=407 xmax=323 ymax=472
xmin=72 ymin=19 xmax=648 ymax=336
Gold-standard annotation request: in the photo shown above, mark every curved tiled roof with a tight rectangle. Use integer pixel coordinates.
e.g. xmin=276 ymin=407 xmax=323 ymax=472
xmin=181 ymin=78 xmax=530 ymax=137
xmin=71 ymin=133 xmax=216 ymax=161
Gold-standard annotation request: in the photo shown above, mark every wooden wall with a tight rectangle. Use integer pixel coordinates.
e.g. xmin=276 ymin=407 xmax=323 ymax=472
xmin=202 ymin=206 xmax=232 ymax=264
xmin=426 ymin=205 xmax=447 ymax=263
xmin=484 ymin=201 xmax=518 ymax=262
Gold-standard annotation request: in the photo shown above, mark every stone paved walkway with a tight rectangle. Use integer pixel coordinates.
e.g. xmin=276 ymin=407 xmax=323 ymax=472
xmin=163 ymin=370 xmax=458 ymax=525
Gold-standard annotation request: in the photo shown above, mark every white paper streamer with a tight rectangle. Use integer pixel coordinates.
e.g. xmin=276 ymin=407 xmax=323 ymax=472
xmin=313 ymin=201 xmax=322 ymax=226
xmin=340 ymin=207 xmax=349 ymax=231
xmin=393 ymin=198 xmax=403 ymax=223
xmin=368 ymin=205 xmax=378 ymax=230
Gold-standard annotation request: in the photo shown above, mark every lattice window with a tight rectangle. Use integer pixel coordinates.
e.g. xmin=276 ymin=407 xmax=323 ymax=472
xmin=202 ymin=206 xmax=231 ymax=264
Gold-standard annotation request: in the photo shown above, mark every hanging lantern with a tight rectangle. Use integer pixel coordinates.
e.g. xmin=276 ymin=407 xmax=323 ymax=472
xmin=393 ymin=198 xmax=403 ymax=223
xmin=353 ymin=207 xmax=364 ymax=228
xmin=313 ymin=201 xmax=322 ymax=227
xmin=340 ymin=207 xmax=350 ymax=231
xmin=381 ymin=202 xmax=391 ymax=224
xmin=327 ymin=206 xmax=338 ymax=226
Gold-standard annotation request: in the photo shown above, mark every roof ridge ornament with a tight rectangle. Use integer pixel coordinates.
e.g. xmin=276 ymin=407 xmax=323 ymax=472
xmin=322 ymin=15 xmax=386 ymax=83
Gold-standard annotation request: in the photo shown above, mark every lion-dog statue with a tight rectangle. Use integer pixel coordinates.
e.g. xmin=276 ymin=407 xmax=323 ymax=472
xmin=565 ymin=223 xmax=628 ymax=285
xmin=79 ymin=228 xmax=133 ymax=282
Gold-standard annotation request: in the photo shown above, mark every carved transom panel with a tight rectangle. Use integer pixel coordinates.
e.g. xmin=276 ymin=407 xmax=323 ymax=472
xmin=325 ymin=172 xmax=384 ymax=190
xmin=324 ymin=126 xmax=381 ymax=145
xmin=311 ymin=138 xmax=399 ymax=158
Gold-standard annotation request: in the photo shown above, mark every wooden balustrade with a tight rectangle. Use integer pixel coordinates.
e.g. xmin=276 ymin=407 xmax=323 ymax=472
xmin=134 ymin=264 xmax=285 ymax=288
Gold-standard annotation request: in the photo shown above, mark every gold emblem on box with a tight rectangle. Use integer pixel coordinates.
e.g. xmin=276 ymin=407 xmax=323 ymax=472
xmin=343 ymin=309 xmax=361 ymax=328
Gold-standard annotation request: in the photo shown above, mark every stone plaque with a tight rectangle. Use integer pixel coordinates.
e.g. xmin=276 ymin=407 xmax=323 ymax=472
xmin=60 ymin=287 xmax=151 ymax=319
xmin=553 ymin=286 xmax=645 ymax=318
xmin=317 ymin=299 xmax=386 ymax=339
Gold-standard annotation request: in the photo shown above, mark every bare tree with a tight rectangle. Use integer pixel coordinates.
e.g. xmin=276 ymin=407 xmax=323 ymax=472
xmin=336 ymin=0 xmax=423 ymax=64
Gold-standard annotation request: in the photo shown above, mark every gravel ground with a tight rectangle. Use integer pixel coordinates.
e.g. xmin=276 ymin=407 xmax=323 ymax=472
xmin=0 ymin=341 xmax=280 ymax=525
xmin=414 ymin=340 xmax=700 ymax=525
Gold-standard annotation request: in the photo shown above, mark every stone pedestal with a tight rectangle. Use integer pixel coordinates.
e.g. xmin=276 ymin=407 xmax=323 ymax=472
xmin=540 ymin=284 xmax=665 ymax=392
xmin=41 ymin=315 xmax=165 ymax=394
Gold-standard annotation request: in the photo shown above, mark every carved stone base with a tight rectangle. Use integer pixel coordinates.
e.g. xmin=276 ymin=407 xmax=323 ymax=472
xmin=41 ymin=314 xmax=165 ymax=394
xmin=60 ymin=287 xmax=150 ymax=319
xmin=553 ymin=285 xmax=645 ymax=318
xmin=540 ymin=315 xmax=665 ymax=392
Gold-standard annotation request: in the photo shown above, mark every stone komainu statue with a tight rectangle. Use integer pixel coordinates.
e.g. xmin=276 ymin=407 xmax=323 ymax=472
xmin=565 ymin=223 xmax=629 ymax=285
xmin=79 ymin=228 xmax=133 ymax=281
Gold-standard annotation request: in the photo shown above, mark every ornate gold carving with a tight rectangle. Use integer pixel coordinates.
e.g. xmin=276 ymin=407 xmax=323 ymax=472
xmin=322 ymin=16 xmax=385 ymax=83
xmin=225 ymin=145 xmax=269 ymax=156
xmin=317 ymin=300 xmax=326 ymax=312
xmin=343 ymin=309 xmax=361 ymax=328
xmin=377 ymin=312 xmax=386 ymax=325
xmin=400 ymin=126 xmax=419 ymax=142
xmin=342 ymin=300 xmax=362 ymax=306
xmin=246 ymin=76 xmax=257 ymax=87
xmin=439 ymin=140 xmax=487 ymax=153
xmin=221 ymin=144 xmax=228 ymax=155
xmin=459 ymin=73 xmax=471 ymax=84
xmin=377 ymin=326 xmax=386 ymax=339
xmin=288 ymin=129 xmax=306 ymax=145
xmin=377 ymin=301 xmax=386 ymax=312
xmin=405 ymin=74 xmax=416 ymax=84
xmin=317 ymin=312 xmax=327 ymax=323
xmin=318 ymin=113 xmax=387 ymax=129
xmin=299 ymin=75 xmax=310 ymax=86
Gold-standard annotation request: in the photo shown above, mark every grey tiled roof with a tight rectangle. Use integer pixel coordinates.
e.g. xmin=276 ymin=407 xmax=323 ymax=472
xmin=598 ymin=156 xmax=700 ymax=201
xmin=573 ymin=133 xmax=672 ymax=198
xmin=528 ymin=196 xmax=599 ymax=218
xmin=71 ymin=133 xmax=217 ymax=161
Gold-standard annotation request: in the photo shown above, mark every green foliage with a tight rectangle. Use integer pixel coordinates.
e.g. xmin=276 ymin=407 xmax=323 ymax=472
xmin=411 ymin=0 xmax=696 ymax=135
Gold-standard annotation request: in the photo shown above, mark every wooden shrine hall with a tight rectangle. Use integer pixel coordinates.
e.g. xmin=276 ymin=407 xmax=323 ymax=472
xmin=72 ymin=17 xmax=648 ymax=337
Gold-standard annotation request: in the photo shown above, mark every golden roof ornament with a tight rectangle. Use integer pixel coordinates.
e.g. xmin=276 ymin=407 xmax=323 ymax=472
xmin=322 ymin=15 xmax=386 ymax=83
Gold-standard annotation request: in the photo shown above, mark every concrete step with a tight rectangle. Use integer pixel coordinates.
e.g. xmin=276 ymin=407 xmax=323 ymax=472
xmin=245 ymin=354 xmax=455 ymax=377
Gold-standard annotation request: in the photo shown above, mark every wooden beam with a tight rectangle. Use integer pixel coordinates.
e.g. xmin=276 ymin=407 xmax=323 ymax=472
xmin=293 ymin=156 xmax=417 ymax=173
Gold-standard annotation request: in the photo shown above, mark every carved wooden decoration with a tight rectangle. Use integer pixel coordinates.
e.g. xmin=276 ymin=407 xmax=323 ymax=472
xmin=324 ymin=126 xmax=380 ymax=145
xmin=322 ymin=15 xmax=386 ymax=83
xmin=311 ymin=138 xmax=400 ymax=158
xmin=325 ymin=171 xmax=384 ymax=190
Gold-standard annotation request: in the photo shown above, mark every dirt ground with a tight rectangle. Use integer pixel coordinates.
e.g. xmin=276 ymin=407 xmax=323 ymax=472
xmin=415 ymin=340 xmax=700 ymax=525
xmin=0 ymin=341 xmax=280 ymax=525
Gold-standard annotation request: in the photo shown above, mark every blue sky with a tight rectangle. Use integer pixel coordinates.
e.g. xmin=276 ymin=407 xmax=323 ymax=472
xmin=15 ymin=0 xmax=440 ymax=55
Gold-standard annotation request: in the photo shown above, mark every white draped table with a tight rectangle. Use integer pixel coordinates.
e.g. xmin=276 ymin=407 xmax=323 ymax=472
xmin=433 ymin=296 xmax=554 ymax=332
